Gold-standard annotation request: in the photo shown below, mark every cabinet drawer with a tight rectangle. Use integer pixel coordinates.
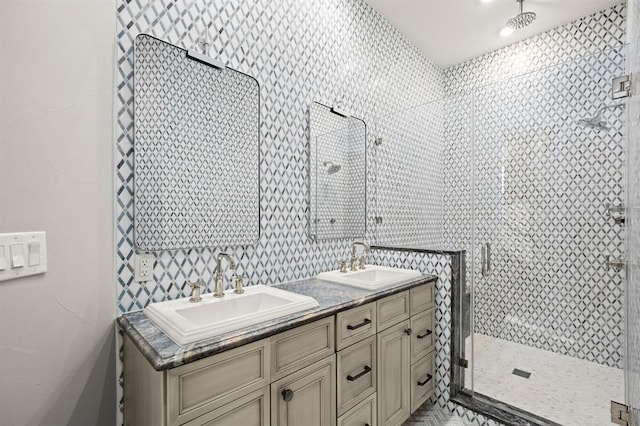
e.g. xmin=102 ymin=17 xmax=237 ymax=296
xmin=377 ymin=291 xmax=410 ymax=331
xmin=183 ymin=386 xmax=269 ymax=426
xmin=337 ymin=393 xmax=376 ymax=426
xmin=410 ymin=282 xmax=435 ymax=315
xmin=410 ymin=307 xmax=435 ymax=363
xmin=336 ymin=303 xmax=376 ymax=350
xmin=271 ymin=355 xmax=336 ymax=426
xmin=271 ymin=317 xmax=335 ymax=381
xmin=167 ymin=339 xmax=270 ymax=426
xmin=410 ymin=351 xmax=435 ymax=412
xmin=337 ymin=335 xmax=376 ymax=415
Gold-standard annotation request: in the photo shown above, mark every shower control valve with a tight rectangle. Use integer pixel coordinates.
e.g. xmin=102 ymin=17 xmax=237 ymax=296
xmin=605 ymin=255 xmax=626 ymax=272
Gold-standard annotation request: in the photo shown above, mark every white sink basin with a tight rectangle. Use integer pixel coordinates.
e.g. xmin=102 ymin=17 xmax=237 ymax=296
xmin=144 ymin=285 xmax=319 ymax=345
xmin=317 ymin=265 xmax=422 ymax=290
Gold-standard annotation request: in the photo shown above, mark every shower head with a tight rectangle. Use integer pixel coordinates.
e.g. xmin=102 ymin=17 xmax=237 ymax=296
xmin=322 ymin=161 xmax=341 ymax=175
xmin=576 ymin=103 xmax=624 ymax=131
xmin=506 ymin=0 xmax=536 ymax=30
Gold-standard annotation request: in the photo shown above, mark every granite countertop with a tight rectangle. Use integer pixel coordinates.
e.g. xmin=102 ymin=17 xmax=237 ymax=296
xmin=117 ymin=275 xmax=437 ymax=371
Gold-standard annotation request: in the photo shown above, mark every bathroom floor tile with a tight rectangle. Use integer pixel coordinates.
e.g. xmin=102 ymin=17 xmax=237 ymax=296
xmin=404 ymin=404 xmax=471 ymax=426
xmin=466 ymin=333 xmax=624 ymax=426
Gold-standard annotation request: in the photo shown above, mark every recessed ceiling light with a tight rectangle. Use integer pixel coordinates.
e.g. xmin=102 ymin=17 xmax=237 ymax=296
xmin=480 ymin=0 xmax=494 ymax=3
xmin=500 ymin=26 xmax=514 ymax=37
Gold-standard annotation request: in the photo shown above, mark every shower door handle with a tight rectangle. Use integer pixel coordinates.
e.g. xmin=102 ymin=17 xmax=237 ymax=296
xmin=481 ymin=243 xmax=491 ymax=276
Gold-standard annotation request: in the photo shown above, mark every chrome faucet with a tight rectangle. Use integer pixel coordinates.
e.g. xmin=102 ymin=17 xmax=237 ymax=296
xmin=214 ymin=253 xmax=236 ymax=298
xmin=351 ymin=242 xmax=370 ymax=271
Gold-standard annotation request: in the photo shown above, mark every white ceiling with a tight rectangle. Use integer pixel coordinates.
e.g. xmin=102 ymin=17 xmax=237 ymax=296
xmin=363 ymin=0 xmax=623 ymax=68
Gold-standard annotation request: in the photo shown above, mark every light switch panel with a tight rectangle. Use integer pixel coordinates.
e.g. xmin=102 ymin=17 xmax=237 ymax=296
xmin=10 ymin=244 xmax=24 ymax=268
xmin=0 ymin=246 xmax=6 ymax=271
xmin=28 ymin=242 xmax=41 ymax=266
xmin=0 ymin=232 xmax=47 ymax=283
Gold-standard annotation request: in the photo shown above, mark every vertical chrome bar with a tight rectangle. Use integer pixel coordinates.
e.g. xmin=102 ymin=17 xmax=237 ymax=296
xmin=481 ymin=243 xmax=491 ymax=276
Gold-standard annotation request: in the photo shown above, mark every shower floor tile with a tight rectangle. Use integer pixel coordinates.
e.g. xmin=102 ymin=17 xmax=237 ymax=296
xmin=467 ymin=333 xmax=624 ymax=426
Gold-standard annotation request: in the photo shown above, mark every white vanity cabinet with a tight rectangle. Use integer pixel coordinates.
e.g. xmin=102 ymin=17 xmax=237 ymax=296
xmin=123 ymin=280 xmax=436 ymax=426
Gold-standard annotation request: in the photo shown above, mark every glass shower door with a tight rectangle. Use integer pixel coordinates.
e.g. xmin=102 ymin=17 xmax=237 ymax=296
xmin=625 ymin=2 xmax=640 ymax=421
xmin=470 ymin=47 xmax=627 ymax=425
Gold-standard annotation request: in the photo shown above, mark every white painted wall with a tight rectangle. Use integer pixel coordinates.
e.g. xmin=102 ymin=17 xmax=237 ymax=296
xmin=0 ymin=1 xmax=116 ymax=425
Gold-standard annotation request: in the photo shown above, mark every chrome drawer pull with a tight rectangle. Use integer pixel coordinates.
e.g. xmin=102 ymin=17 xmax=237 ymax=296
xmin=417 ymin=330 xmax=432 ymax=339
xmin=347 ymin=365 xmax=371 ymax=381
xmin=417 ymin=374 xmax=433 ymax=386
xmin=346 ymin=318 xmax=371 ymax=330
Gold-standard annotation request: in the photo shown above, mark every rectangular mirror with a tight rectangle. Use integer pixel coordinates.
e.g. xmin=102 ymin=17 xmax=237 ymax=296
xmin=133 ymin=34 xmax=260 ymax=251
xmin=309 ymin=102 xmax=366 ymax=241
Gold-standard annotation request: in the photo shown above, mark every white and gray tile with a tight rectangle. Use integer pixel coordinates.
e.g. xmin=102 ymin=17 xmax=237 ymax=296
xmin=467 ymin=333 xmax=624 ymax=426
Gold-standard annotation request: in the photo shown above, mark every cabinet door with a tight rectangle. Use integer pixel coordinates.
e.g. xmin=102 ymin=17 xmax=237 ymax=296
xmin=377 ymin=320 xmax=411 ymax=426
xmin=271 ymin=355 xmax=336 ymax=426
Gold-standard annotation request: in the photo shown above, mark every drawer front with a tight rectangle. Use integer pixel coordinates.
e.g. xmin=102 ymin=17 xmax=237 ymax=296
xmin=271 ymin=355 xmax=337 ymax=426
xmin=336 ymin=303 xmax=376 ymax=350
xmin=337 ymin=335 xmax=376 ymax=415
xmin=183 ymin=386 xmax=269 ymax=426
xmin=410 ymin=307 xmax=435 ymax=363
xmin=410 ymin=282 xmax=435 ymax=315
xmin=167 ymin=339 xmax=270 ymax=426
xmin=410 ymin=351 xmax=435 ymax=412
xmin=337 ymin=393 xmax=376 ymax=426
xmin=377 ymin=291 xmax=410 ymax=331
xmin=271 ymin=317 xmax=335 ymax=381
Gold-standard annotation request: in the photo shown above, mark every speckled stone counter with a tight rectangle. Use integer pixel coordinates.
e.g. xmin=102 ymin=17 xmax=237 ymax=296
xmin=117 ymin=275 xmax=436 ymax=371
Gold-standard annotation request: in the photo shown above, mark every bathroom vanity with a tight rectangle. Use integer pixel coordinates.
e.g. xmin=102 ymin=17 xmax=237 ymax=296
xmin=119 ymin=274 xmax=436 ymax=426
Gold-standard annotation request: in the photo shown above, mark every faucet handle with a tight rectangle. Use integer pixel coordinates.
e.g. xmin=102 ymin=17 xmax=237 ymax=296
xmin=189 ymin=279 xmax=205 ymax=303
xmin=339 ymin=260 xmax=347 ymax=273
xmin=233 ymin=274 xmax=245 ymax=294
xmin=359 ymin=256 xmax=366 ymax=270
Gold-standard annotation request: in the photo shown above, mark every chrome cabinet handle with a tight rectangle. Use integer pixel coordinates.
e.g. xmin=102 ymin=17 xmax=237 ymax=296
xmin=346 ymin=318 xmax=371 ymax=330
xmin=481 ymin=243 xmax=491 ymax=276
xmin=346 ymin=365 xmax=371 ymax=381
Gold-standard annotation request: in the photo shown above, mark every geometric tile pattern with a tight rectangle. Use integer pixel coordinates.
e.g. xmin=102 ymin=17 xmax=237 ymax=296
xmin=374 ymin=99 xmax=445 ymax=248
xmin=309 ymin=102 xmax=366 ymax=240
xmin=134 ymin=35 xmax=260 ymax=250
xmin=627 ymin=0 xmax=640 ymax=422
xmin=115 ymin=0 xmax=444 ymax=315
xmin=444 ymin=6 xmax=627 ymax=369
xmin=403 ymin=404 xmax=471 ymax=426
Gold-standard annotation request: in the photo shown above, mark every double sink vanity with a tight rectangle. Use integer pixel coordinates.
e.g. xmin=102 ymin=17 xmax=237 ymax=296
xmin=118 ymin=264 xmax=437 ymax=426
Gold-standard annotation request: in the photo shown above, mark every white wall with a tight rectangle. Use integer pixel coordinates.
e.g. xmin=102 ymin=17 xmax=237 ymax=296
xmin=0 ymin=1 xmax=116 ymax=425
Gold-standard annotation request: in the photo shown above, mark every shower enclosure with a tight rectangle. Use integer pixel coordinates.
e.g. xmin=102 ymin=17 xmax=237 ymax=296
xmin=374 ymin=42 xmax=639 ymax=425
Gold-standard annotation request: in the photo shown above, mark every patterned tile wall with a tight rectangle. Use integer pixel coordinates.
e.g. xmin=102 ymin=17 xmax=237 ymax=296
xmin=309 ymin=102 xmax=366 ymax=240
xmin=115 ymin=0 xmax=445 ymax=314
xmin=373 ymin=100 xmax=446 ymax=247
xmin=443 ymin=5 xmax=628 ymax=369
